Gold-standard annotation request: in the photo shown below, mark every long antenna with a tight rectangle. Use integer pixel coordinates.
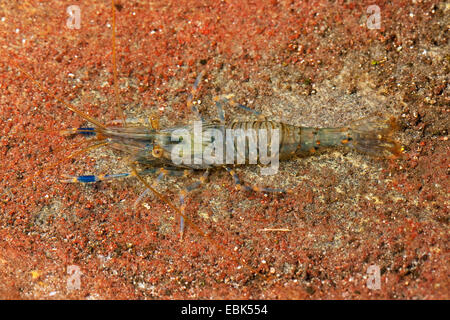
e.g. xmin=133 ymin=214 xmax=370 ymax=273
xmin=10 ymin=57 xmax=107 ymax=130
xmin=111 ymin=0 xmax=127 ymax=127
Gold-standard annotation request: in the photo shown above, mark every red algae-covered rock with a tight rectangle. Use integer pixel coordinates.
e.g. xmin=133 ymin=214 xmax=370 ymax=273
xmin=0 ymin=0 xmax=447 ymax=299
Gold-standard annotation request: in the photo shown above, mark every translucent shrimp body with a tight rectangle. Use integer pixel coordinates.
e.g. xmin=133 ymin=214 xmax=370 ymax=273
xmin=73 ymin=115 xmax=401 ymax=172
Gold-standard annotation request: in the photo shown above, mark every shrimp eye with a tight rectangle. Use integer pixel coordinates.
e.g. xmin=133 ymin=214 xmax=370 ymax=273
xmin=152 ymin=145 xmax=163 ymax=158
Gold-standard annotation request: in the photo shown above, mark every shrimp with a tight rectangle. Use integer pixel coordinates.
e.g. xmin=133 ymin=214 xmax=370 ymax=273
xmin=60 ymin=114 xmax=402 ymax=174
xmin=54 ymin=97 xmax=402 ymax=234
xmin=12 ymin=58 xmax=403 ymax=232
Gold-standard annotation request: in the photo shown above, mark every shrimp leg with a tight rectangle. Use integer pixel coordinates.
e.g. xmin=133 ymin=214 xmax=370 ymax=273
xmin=179 ymin=169 xmax=210 ymax=238
xmin=224 ymin=167 xmax=286 ymax=193
xmin=213 ymin=94 xmax=261 ymax=122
